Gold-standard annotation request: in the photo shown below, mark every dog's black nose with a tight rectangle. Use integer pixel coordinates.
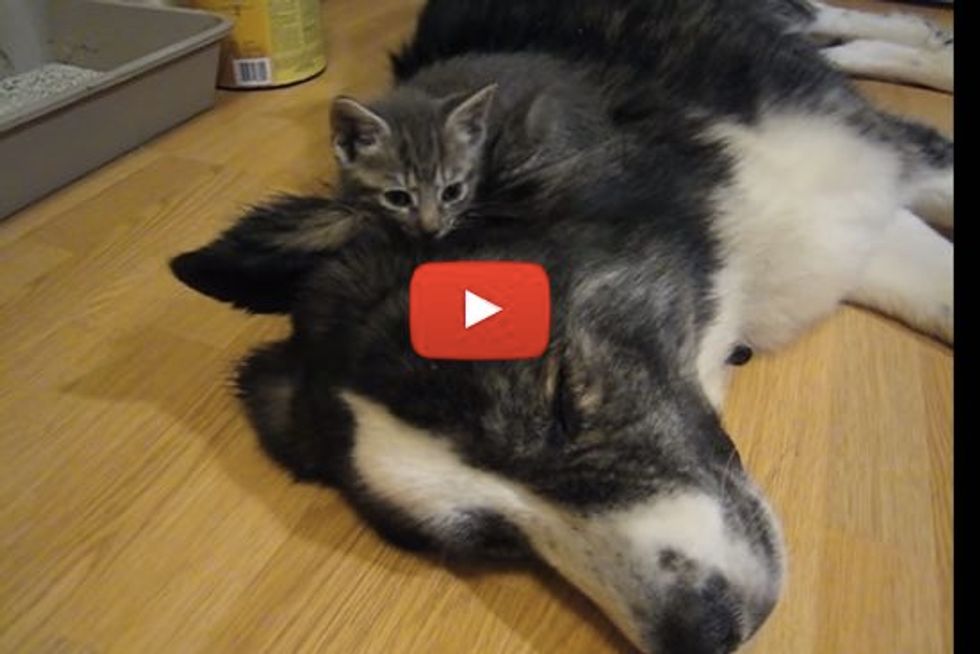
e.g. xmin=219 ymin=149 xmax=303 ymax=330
xmin=726 ymin=344 xmax=753 ymax=366
xmin=654 ymin=574 xmax=742 ymax=654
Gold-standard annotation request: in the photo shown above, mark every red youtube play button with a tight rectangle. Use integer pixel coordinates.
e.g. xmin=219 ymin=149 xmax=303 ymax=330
xmin=409 ymin=261 xmax=551 ymax=360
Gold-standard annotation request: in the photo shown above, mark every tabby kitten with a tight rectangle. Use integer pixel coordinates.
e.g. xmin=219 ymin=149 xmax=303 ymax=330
xmin=329 ymin=52 xmax=619 ymax=237
xmin=330 ymin=84 xmax=496 ymax=237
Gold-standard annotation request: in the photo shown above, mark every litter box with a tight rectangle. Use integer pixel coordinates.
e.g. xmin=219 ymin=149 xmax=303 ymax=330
xmin=0 ymin=0 xmax=232 ymax=219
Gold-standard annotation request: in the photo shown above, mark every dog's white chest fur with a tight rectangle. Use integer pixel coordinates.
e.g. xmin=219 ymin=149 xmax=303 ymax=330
xmin=696 ymin=112 xmax=906 ymax=407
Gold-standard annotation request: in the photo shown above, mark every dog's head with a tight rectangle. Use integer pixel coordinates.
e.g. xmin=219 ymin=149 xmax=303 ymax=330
xmin=172 ymin=197 xmax=783 ymax=654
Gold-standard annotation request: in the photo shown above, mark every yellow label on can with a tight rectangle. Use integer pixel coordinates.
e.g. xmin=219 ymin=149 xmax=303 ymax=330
xmin=188 ymin=0 xmax=326 ymax=88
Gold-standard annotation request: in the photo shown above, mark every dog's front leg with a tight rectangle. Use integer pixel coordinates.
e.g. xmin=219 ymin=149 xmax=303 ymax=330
xmin=820 ymin=39 xmax=953 ymax=93
xmin=805 ymin=1 xmax=953 ymax=51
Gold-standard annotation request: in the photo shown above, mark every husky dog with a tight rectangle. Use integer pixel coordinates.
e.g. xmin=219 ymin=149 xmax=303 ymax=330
xmin=172 ymin=0 xmax=953 ymax=652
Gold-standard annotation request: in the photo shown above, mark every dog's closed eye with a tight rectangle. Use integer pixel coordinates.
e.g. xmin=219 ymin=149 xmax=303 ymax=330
xmin=548 ymin=362 xmax=582 ymax=447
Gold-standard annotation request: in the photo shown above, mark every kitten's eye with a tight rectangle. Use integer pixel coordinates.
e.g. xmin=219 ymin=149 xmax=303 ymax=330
xmin=441 ymin=182 xmax=466 ymax=204
xmin=382 ymin=189 xmax=413 ymax=209
xmin=355 ymin=134 xmax=377 ymax=148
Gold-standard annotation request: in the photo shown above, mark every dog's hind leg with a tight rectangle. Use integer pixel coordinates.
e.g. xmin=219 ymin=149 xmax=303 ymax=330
xmin=846 ymin=107 xmax=954 ymax=229
xmin=846 ymin=209 xmax=952 ymax=344
xmin=904 ymin=166 xmax=953 ymax=231
xmin=820 ymin=39 xmax=953 ymax=92
xmin=876 ymin=113 xmax=954 ymax=230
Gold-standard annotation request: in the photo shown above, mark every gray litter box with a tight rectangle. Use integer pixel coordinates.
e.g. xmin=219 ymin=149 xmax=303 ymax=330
xmin=0 ymin=0 xmax=232 ymax=219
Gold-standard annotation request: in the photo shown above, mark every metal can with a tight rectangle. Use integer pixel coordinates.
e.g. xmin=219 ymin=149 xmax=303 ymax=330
xmin=186 ymin=0 xmax=326 ymax=89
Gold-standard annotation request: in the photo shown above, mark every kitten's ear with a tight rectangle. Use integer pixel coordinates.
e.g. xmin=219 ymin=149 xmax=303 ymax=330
xmin=330 ymin=96 xmax=392 ymax=167
xmin=443 ymin=83 xmax=497 ymax=148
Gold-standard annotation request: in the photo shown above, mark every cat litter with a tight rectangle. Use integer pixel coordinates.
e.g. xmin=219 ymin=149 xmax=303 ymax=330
xmin=0 ymin=63 xmax=105 ymax=121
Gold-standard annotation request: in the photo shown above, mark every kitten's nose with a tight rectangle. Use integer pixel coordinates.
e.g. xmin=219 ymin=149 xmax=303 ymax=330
xmin=419 ymin=193 xmax=440 ymax=233
xmin=420 ymin=211 xmax=440 ymax=233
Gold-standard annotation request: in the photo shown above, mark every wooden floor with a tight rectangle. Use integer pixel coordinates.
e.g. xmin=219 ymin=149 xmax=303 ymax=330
xmin=0 ymin=1 xmax=952 ymax=652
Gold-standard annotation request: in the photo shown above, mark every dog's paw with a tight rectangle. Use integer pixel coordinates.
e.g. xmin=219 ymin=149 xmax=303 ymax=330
xmin=922 ymin=20 xmax=953 ymax=51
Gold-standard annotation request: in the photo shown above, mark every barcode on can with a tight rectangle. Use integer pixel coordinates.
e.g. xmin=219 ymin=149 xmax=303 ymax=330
xmin=233 ymin=58 xmax=273 ymax=86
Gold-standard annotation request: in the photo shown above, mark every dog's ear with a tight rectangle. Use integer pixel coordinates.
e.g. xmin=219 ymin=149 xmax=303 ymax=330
xmin=170 ymin=196 xmax=362 ymax=314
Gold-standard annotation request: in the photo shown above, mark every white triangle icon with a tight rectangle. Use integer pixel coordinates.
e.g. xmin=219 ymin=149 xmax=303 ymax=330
xmin=465 ymin=289 xmax=503 ymax=329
